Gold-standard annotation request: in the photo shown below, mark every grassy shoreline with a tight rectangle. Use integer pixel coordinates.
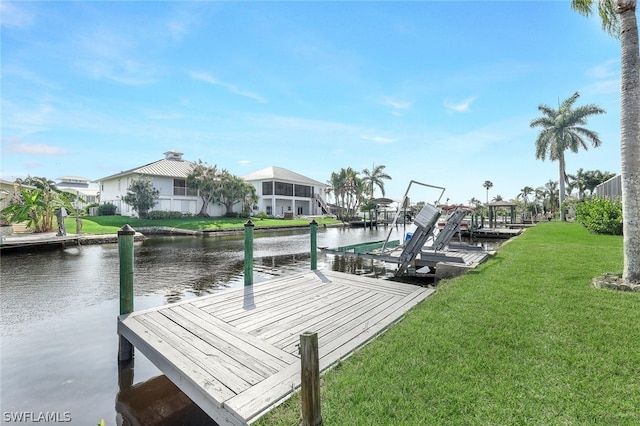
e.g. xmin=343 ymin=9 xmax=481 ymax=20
xmin=255 ymin=222 xmax=639 ymax=425
xmin=64 ymin=215 xmax=342 ymax=235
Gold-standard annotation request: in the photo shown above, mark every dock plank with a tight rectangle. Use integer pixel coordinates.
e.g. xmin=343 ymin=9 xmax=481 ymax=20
xmin=119 ymin=270 xmax=434 ymax=425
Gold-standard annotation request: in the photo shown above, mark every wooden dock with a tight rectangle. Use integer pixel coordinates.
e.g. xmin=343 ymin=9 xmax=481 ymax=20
xmin=0 ymin=232 xmax=145 ymax=252
xmin=118 ymin=269 xmax=434 ymax=425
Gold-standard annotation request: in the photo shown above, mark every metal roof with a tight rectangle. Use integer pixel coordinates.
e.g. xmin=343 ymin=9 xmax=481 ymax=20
xmin=97 ymin=158 xmax=195 ymax=181
xmin=242 ymin=166 xmax=325 ymax=186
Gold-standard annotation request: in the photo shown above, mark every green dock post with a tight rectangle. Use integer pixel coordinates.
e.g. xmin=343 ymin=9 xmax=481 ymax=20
xmin=118 ymin=224 xmax=136 ymax=362
xmin=244 ymin=220 xmax=254 ymax=286
xmin=310 ymin=220 xmax=317 ymax=270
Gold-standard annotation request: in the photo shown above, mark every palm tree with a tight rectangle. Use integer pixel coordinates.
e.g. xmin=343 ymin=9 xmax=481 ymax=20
xmin=361 ymin=164 xmax=392 ymax=198
xmin=518 ymin=186 xmax=534 ymax=218
xmin=543 ymin=180 xmax=559 ymax=217
xmin=572 ymin=168 xmax=589 ymax=199
xmin=482 ymin=180 xmax=493 ymax=205
xmin=572 ymin=0 xmax=640 ymax=282
xmin=328 ymin=171 xmax=347 ymax=218
xmin=530 ymin=91 xmax=605 ymax=221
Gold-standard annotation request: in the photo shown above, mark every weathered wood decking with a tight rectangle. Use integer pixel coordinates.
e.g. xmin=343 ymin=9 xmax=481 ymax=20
xmin=118 ymin=269 xmax=434 ymax=425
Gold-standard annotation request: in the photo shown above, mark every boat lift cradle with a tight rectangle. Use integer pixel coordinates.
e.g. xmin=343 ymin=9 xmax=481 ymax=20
xmin=321 ymin=181 xmax=474 ymax=278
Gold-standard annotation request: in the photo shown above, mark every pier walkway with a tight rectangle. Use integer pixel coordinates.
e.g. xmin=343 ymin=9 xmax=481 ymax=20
xmin=118 ymin=269 xmax=434 ymax=425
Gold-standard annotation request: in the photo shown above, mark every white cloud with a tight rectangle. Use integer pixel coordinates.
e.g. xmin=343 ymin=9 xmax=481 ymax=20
xmin=382 ymin=97 xmax=412 ymax=116
xmin=190 ymin=71 xmax=268 ymax=103
xmin=586 ymin=59 xmax=618 ymax=80
xmin=238 ymin=160 xmax=251 ymax=165
xmin=0 ymin=2 xmax=35 ymax=29
xmin=444 ymin=96 xmax=476 ymax=113
xmin=4 ymin=140 xmax=67 ymax=156
xmin=361 ymin=135 xmax=397 ymax=144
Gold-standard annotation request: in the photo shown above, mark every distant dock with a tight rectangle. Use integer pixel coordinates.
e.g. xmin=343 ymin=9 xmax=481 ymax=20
xmin=118 ymin=269 xmax=434 ymax=425
xmin=0 ymin=232 xmax=145 ymax=253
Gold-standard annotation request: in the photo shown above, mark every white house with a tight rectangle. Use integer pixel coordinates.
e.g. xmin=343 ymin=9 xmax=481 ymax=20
xmin=97 ymin=150 xmax=228 ymax=217
xmin=98 ymin=152 xmax=330 ymax=218
xmin=56 ymin=176 xmax=99 ymax=205
xmin=242 ymin=166 xmax=329 ymax=217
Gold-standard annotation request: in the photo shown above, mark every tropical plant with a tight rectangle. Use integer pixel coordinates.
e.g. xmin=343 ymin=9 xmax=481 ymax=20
xmin=1 ymin=189 xmax=49 ymax=232
xmin=585 ymin=169 xmax=617 ymax=195
xmin=570 ymin=168 xmax=589 ymax=199
xmin=482 ymin=180 xmax=493 ymax=204
xmin=530 ymin=91 xmax=606 ymax=221
xmin=186 ymin=160 xmax=221 ymax=217
xmin=97 ymin=202 xmax=117 ymax=216
xmin=575 ymin=197 xmax=623 ymax=235
xmin=572 ymin=0 xmax=639 ymax=282
xmin=517 ymin=186 xmax=535 ymax=219
xmin=361 ymin=164 xmax=392 ymax=198
xmin=216 ymin=171 xmax=258 ymax=216
xmin=122 ymin=176 xmax=159 ymax=218
xmin=538 ymin=180 xmax=560 ymax=217
xmin=327 ymin=167 xmax=367 ymax=220
xmin=0 ymin=176 xmax=72 ymax=232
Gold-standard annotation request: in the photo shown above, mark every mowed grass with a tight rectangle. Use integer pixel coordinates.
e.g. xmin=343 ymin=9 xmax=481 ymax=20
xmin=64 ymin=215 xmax=341 ymax=235
xmin=256 ymin=222 xmax=640 ymax=425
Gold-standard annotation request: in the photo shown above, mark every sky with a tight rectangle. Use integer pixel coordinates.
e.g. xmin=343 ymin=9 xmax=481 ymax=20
xmin=1 ymin=1 xmax=623 ymax=206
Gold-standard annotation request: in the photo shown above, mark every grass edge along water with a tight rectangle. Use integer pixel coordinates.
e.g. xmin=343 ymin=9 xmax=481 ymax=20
xmin=256 ymin=222 xmax=639 ymax=426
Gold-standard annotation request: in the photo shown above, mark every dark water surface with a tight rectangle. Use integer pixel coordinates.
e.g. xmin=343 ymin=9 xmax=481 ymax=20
xmin=1 ymin=226 xmax=410 ymax=425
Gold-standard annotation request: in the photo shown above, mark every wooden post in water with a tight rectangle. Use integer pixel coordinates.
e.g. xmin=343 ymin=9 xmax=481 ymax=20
xmin=310 ymin=219 xmax=317 ymax=270
xmin=244 ymin=220 xmax=254 ymax=286
xmin=118 ymin=224 xmax=135 ymax=362
xmin=300 ymin=331 xmax=321 ymax=426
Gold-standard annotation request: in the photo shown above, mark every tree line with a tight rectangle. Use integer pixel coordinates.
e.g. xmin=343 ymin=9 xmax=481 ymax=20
xmin=325 ymin=165 xmax=391 ymax=221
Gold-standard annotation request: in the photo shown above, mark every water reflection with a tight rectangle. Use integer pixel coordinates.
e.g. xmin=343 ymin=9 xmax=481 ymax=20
xmin=116 ymin=361 xmax=216 ymax=426
xmin=1 ymin=226 xmax=412 ymax=425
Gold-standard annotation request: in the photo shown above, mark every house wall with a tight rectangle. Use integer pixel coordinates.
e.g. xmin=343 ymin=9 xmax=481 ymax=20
xmin=595 ymin=174 xmax=622 ymax=200
xmin=248 ymin=179 xmax=326 ymax=217
xmin=100 ymin=175 xmax=230 ymax=217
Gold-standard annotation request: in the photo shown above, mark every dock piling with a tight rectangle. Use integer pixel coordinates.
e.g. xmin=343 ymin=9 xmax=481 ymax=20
xmin=244 ymin=220 xmax=254 ymax=286
xmin=300 ymin=331 xmax=321 ymax=426
xmin=118 ymin=224 xmax=136 ymax=362
xmin=310 ymin=220 xmax=317 ymax=270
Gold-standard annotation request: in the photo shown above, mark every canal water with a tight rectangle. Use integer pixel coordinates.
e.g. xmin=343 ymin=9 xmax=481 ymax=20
xmin=1 ymin=226 xmax=415 ymax=425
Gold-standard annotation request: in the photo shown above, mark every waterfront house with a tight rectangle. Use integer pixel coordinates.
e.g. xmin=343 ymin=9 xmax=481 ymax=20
xmin=56 ymin=176 xmax=99 ymax=206
xmin=98 ymin=152 xmax=330 ymax=218
xmin=96 ymin=150 xmax=223 ymax=217
xmin=242 ymin=166 xmax=329 ymax=217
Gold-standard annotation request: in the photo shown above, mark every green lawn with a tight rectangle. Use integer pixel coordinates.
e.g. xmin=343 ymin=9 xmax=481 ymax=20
xmin=64 ymin=215 xmax=341 ymax=235
xmin=256 ymin=222 xmax=640 ymax=425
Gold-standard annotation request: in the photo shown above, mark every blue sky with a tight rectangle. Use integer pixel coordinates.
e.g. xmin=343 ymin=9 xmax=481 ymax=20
xmin=1 ymin=1 xmax=622 ymax=205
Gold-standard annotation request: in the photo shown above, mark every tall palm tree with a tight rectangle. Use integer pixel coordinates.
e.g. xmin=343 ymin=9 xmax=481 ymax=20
xmin=572 ymin=0 xmax=639 ymax=282
xmin=482 ymin=180 xmax=493 ymax=204
xmin=530 ymin=91 xmax=605 ymax=221
xmin=361 ymin=164 xmax=392 ymax=198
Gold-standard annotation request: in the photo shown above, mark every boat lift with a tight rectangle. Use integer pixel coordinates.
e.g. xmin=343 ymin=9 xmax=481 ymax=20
xmin=322 ymin=180 xmax=480 ymax=278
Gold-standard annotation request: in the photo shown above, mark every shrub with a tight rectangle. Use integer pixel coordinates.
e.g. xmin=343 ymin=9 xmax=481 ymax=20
xmin=146 ymin=211 xmax=192 ymax=220
xmin=574 ymin=197 xmax=622 ymax=235
xmin=97 ymin=203 xmax=117 ymax=216
xmin=254 ymin=211 xmax=270 ymax=220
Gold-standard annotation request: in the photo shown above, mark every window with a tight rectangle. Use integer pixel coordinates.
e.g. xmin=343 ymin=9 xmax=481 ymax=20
xmin=174 ymin=179 xmax=197 ymax=196
xmin=295 ymin=184 xmax=313 ymax=198
xmin=263 ymin=181 xmax=273 ymax=195
xmin=275 ymin=182 xmax=293 ymax=196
